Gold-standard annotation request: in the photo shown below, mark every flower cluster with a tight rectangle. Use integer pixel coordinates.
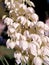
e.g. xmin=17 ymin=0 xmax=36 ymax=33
xmin=3 ymin=0 xmax=49 ymax=65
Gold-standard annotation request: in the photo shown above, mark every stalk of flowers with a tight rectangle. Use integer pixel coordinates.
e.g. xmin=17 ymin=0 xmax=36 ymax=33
xmin=2 ymin=0 xmax=49 ymax=65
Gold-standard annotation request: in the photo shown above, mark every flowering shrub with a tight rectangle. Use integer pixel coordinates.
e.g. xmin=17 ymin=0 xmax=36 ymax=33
xmin=3 ymin=0 xmax=49 ymax=65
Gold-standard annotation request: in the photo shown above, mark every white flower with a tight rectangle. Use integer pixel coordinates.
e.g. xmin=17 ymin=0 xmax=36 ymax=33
xmin=15 ymin=8 xmax=19 ymax=13
xmin=27 ymin=20 xmax=31 ymax=27
xmin=37 ymin=29 xmax=44 ymax=35
xmin=9 ymin=33 xmax=15 ymax=38
xmin=13 ymin=23 xmax=19 ymax=29
xmin=29 ymin=22 xmax=34 ymax=28
xmin=41 ymin=36 xmax=47 ymax=44
xmin=41 ymin=46 xmax=49 ymax=56
xmin=30 ymin=34 xmax=42 ymax=46
xmin=31 ymin=13 xmax=38 ymax=22
xmin=10 ymin=3 xmax=15 ymax=9
xmin=17 ymin=16 xmax=27 ymax=25
xmin=41 ymin=36 xmax=49 ymax=45
xmin=24 ymin=30 xmax=30 ymax=38
xmin=4 ymin=0 xmax=49 ymax=64
xmin=27 ymin=7 xmax=34 ymax=14
xmin=36 ymin=21 xmax=44 ymax=29
xmin=6 ymin=39 xmax=16 ymax=49
xmin=37 ymin=49 xmax=41 ymax=55
xmin=2 ymin=15 xmax=6 ymax=20
xmin=5 ymin=0 xmax=8 ymax=4
xmin=9 ymin=27 xmax=15 ymax=34
xmin=14 ymin=52 xmax=22 ymax=64
xmin=8 ymin=5 xmax=10 ymax=9
xmin=32 ymin=41 xmax=40 ymax=48
xmin=6 ymin=2 xmax=10 ymax=6
xmin=15 ymin=33 xmax=21 ymax=40
xmin=15 ymin=40 xmax=19 ymax=46
xmin=20 ymin=3 xmax=27 ymax=11
xmin=33 ymin=57 xmax=43 ymax=65
xmin=20 ymin=40 xmax=28 ymax=51
xmin=29 ymin=43 xmax=37 ymax=56
xmin=35 ymin=22 xmax=45 ymax=35
xmin=11 ymin=0 xmax=14 ymax=4
xmin=43 ymin=56 xmax=49 ymax=65
xmin=4 ymin=17 xmax=13 ymax=25
xmin=21 ymin=35 xmax=26 ymax=40
xmin=9 ymin=10 xmax=13 ymax=13
xmin=5 ymin=0 xmax=10 ymax=9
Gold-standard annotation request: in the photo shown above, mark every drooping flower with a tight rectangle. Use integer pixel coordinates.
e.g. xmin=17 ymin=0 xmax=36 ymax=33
xmin=4 ymin=0 xmax=49 ymax=65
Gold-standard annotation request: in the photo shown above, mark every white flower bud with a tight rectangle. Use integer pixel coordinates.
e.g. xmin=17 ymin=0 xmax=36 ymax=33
xmin=4 ymin=17 xmax=13 ymax=25
xmin=27 ymin=7 xmax=34 ymax=13
xmin=29 ymin=43 xmax=37 ymax=56
xmin=20 ymin=40 xmax=28 ymax=51
xmin=5 ymin=0 xmax=8 ymax=4
xmin=14 ymin=53 xmax=22 ymax=64
xmin=41 ymin=46 xmax=49 ymax=56
xmin=37 ymin=29 xmax=44 ymax=35
xmin=43 ymin=56 xmax=49 ymax=65
xmin=11 ymin=0 xmax=14 ymax=4
xmin=17 ymin=16 xmax=27 ymax=25
xmin=30 ymin=34 xmax=42 ymax=46
xmin=2 ymin=15 xmax=6 ymax=20
xmin=4 ymin=0 xmax=49 ymax=64
xmin=9 ymin=27 xmax=15 ymax=34
xmin=33 ymin=57 xmax=43 ymax=65
xmin=15 ymin=40 xmax=19 ymax=46
xmin=15 ymin=33 xmax=21 ymax=40
xmin=36 ymin=21 xmax=44 ymax=29
xmin=13 ymin=23 xmax=19 ymax=29
xmin=31 ymin=13 xmax=38 ymax=22
xmin=41 ymin=36 xmax=49 ymax=45
xmin=21 ymin=35 xmax=26 ymax=40
xmin=20 ymin=3 xmax=27 ymax=11
xmin=6 ymin=2 xmax=10 ymax=6
xmin=24 ymin=30 xmax=30 ymax=38
xmin=32 ymin=41 xmax=40 ymax=48
xmin=29 ymin=22 xmax=34 ymax=28
xmin=27 ymin=20 xmax=31 ymax=26
xmin=38 ymin=49 xmax=41 ymax=55
xmin=8 ymin=5 xmax=10 ymax=9
xmin=6 ymin=39 xmax=16 ymax=49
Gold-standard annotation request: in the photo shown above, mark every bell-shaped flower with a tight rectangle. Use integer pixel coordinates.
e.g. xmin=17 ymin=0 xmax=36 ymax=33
xmin=33 ymin=57 xmax=43 ymax=65
xmin=6 ymin=39 xmax=16 ymax=49
xmin=29 ymin=43 xmax=37 ymax=56
xmin=4 ymin=17 xmax=13 ymax=25
xmin=14 ymin=52 xmax=22 ymax=64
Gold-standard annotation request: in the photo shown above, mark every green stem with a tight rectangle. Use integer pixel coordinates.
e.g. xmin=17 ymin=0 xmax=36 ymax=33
xmin=0 ymin=58 xmax=5 ymax=65
xmin=3 ymin=57 xmax=9 ymax=65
